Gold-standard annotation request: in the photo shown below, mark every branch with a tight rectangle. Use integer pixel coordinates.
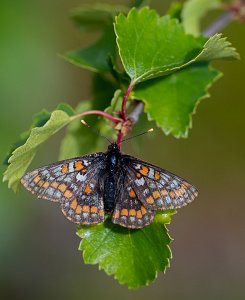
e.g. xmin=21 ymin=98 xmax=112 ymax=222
xmin=71 ymin=110 xmax=122 ymax=124
xmin=121 ymin=82 xmax=135 ymax=121
xmin=203 ymin=11 xmax=235 ymax=36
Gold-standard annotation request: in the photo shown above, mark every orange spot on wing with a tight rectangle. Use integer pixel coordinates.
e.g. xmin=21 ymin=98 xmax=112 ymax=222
xmin=153 ymin=190 xmax=160 ymax=199
xmin=113 ymin=210 xmax=120 ymax=219
xmin=169 ymin=191 xmax=176 ymax=199
xmin=141 ymin=206 xmax=147 ymax=215
xmin=121 ymin=209 xmax=129 ymax=216
xmin=33 ymin=176 xmax=41 ymax=183
xmin=75 ymin=205 xmax=82 ymax=214
xmin=180 ymin=186 xmax=186 ymax=194
xmin=129 ymin=189 xmax=136 ymax=198
xmin=99 ymin=209 xmax=104 ymax=217
xmin=136 ymin=173 xmax=141 ymax=178
xmin=43 ymin=181 xmax=50 ymax=188
xmin=136 ymin=210 xmax=142 ymax=218
xmin=38 ymin=180 xmax=44 ymax=187
xmin=91 ymin=206 xmax=98 ymax=214
xmin=61 ymin=164 xmax=68 ymax=173
xmin=84 ymin=185 xmax=92 ymax=194
xmin=82 ymin=205 xmax=90 ymax=213
xmin=146 ymin=196 xmax=154 ymax=204
xmin=154 ymin=171 xmax=160 ymax=180
xmin=140 ymin=166 xmax=149 ymax=176
xmin=51 ymin=181 xmax=59 ymax=188
xmin=81 ymin=168 xmax=87 ymax=173
xmin=161 ymin=189 xmax=168 ymax=196
xmin=64 ymin=190 xmax=73 ymax=198
xmin=58 ymin=184 xmax=67 ymax=192
xmin=175 ymin=189 xmax=182 ymax=197
xmin=74 ymin=161 xmax=84 ymax=171
xmin=129 ymin=209 xmax=136 ymax=216
xmin=70 ymin=199 xmax=77 ymax=210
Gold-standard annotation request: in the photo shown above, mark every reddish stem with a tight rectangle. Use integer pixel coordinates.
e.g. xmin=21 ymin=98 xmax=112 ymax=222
xmin=116 ymin=131 xmax=124 ymax=147
xmin=73 ymin=110 xmax=122 ymax=124
xmin=121 ymin=82 xmax=135 ymax=121
xmin=116 ymin=81 xmax=135 ymax=148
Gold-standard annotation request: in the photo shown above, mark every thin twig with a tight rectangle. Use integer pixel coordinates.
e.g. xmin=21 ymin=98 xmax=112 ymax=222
xmin=203 ymin=11 xmax=235 ymax=36
xmin=121 ymin=82 xmax=135 ymax=121
xmin=71 ymin=110 xmax=122 ymax=124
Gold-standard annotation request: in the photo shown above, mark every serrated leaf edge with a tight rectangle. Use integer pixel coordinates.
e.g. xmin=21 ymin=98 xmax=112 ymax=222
xmin=140 ymin=66 xmax=223 ymax=138
xmin=77 ymin=219 xmax=173 ymax=289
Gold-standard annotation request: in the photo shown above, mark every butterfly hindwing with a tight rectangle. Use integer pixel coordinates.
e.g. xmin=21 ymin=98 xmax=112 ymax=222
xmin=21 ymin=153 xmax=106 ymax=225
xmin=112 ymin=173 xmax=155 ymax=229
xmin=122 ymin=155 xmax=198 ymax=211
xmin=60 ymin=173 xmax=105 ymax=225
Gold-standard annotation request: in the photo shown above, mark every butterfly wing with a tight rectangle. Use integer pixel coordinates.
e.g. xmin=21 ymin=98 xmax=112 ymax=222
xmin=121 ymin=155 xmax=198 ymax=211
xmin=21 ymin=153 xmax=106 ymax=225
xmin=111 ymin=171 xmax=155 ymax=229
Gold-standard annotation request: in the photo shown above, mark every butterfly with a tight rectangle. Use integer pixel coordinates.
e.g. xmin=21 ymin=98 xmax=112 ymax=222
xmin=21 ymin=143 xmax=198 ymax=229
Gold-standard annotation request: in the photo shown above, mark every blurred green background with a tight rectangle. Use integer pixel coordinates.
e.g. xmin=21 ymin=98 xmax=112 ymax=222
xmin=1 ymin=0 xmax=245 ymax=299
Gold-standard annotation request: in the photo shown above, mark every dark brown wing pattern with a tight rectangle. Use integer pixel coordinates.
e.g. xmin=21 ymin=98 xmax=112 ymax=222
xmin=21 ymin=153 xmax=106 ymax=225
xmin=121 ymin=155 xmax=198 ymax=213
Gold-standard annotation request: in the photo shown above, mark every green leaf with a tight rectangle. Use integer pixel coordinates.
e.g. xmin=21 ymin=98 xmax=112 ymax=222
xmin=63 ymin=24 xmax=116 ymax=72
xmin=59 ymin=75 xmax=115 ymax=160
xmin=71 ymin=3 xmax=128 ymax=32
xmin=182 ymin=0 xmax=221 ymax=36
xmin=3 ymin=110 xmax=51 ymax=165
xmin=115 ymin=7 xmax=204 ymax=84
xmin=167 ymin=2 xmax=183 ymax=20
xmin=56 ymin=102 xmax=75 ymax=117
xmin=114 ymin=7 xmax=239 ymax=84
xmin=195 ymin=33 xmax=240 ymax=61
xmin=3 ymin=109 xmax=71 ymax=191
xmin=77 ymin=210 xmax=175 ymax=289
xmin=134 ymin=63 xmax=221 ymax=137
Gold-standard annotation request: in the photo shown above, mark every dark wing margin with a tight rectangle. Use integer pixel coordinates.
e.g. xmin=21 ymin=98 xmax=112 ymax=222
xmin=21 ymin=152 xmax=106 ymax=225
xmin=122 ymin=154 xmax=198 ymax=211
xmin=112 ymin=172 xmax=155 ymax=229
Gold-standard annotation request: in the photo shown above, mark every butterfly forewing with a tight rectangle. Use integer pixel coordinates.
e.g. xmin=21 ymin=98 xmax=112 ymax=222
xmin=122 ymin=155 xmax=198 ymax=211
xmin=21 ymin=152 xmax=106 ymax=224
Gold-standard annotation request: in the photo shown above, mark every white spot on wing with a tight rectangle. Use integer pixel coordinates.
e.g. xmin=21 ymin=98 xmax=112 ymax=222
xmin=148 ymin=168 xmax=154 ymax=179
xmin=76 ymin=173 xmax=87 ymax=182
xmin=134 ymin=164 xmax=141 ymax=170
xmin=83 ymin=160 xmax=89 ymax=166
xmin=69 ymin=162 xmax=75 ymax=172
xmin=135 ymin=177 xmax=145 ymax=186
xmin=143 ymin=188 xmax=149 ymax=196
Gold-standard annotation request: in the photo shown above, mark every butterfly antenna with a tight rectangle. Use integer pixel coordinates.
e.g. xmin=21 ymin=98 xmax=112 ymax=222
xmin=121 ymin=128 xmax=154 ymax=143
xmin=81 ymin=120 xmax=112 ymax=144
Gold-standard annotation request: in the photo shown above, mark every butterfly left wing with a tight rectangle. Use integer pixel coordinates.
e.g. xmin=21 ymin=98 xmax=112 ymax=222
xmin=21 ymin=153 xmax=106 ymax=225
xmin=121 ymin=155 xmax=198 ymax=211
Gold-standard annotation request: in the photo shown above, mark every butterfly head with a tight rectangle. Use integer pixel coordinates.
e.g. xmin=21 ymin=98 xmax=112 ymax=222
xmin=107 ymin=143 xmax=120 ymax=153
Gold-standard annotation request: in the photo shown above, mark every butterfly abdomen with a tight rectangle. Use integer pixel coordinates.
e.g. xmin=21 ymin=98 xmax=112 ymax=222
xmin=103 ymin=145 xmax=121 ymax=213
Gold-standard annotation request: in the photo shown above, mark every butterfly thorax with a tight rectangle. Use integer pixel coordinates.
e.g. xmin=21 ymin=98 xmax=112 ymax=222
xmin=103 ymin=143 xmax=121 ymax=213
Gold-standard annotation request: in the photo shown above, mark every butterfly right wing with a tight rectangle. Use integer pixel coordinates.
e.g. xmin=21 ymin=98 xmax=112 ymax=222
xmin=21 ymin=153 xmax=106 ymax=225
xmin=122 ymin=155 xmax=198 ymax=211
